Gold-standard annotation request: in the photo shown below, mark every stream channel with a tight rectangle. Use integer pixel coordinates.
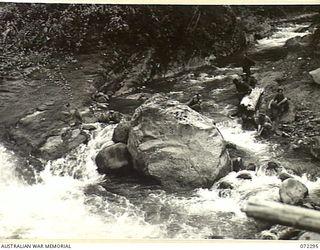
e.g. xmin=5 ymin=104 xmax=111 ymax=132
xmin=0 ymin=21 xmax=318 ymax=240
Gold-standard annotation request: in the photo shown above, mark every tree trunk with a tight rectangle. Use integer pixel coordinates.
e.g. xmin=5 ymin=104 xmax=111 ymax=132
xmin=240 ymin=87 xmax=264 ymax=111
xmin=242 ymin=199 xmax=320 ymax=233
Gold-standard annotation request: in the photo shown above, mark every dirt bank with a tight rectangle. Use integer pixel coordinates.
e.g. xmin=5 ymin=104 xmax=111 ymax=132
xmin=248 ymin=36 xmax=320 ymax=177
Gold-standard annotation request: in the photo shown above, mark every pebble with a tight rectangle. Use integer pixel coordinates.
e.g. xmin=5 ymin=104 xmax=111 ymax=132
xmin=246 ymin=163 xmax=257 ymax=171
xmin=236 ymin=171 xmax=252 ymax=180
xmin=217 ymin=181 xmax=234 ymax=189
xmin=278 ymin=172 xmax=293 ymax=181
xmin=37 ymin=104 xmax=49 ymax=111
xmin=82 ymin=124 xmax=97 ymax=131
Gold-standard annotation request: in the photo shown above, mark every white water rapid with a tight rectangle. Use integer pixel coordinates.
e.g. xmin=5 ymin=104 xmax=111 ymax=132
xmin=255 ymin=23 xmax=311 ymax=50
xmin=0 ymin=120 xmax=318 ymax=239
xmin=0 ymin=21 xmax=319 ymax=240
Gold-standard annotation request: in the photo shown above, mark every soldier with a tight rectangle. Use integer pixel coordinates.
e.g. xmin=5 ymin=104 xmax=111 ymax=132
xmin=254 ymin=113 xmax=273 ymax=137
xmin=268 ymin=87 xmax=289 ymax=132
xmin=268 ymin=87 xmax=289 ymax=117
xmin=187 ymin=93 xmax=202 ymax=112
xmin=241 ymin=53 xmax=255 ymax=77
xmin=233 ymin=78 xmax=252 ymax=101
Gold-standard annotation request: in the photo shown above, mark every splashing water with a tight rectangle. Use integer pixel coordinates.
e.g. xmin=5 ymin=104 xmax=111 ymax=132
xmin=0 ymin=123 xmax=285 ymax=239
xmin=0 ymin=21 xmax=319 ymax=239
xmin=1 ymin=120 xmax=319 ymax=239
xmin=1 ymin=117 xmax=316 ymax=240
xmin=0 ymin=125 xmax=164 ymax=239
xmin=255 ymin=24 xmax=311 ymax=50
xmin=217 ymin=119 xmax=272 ymax=159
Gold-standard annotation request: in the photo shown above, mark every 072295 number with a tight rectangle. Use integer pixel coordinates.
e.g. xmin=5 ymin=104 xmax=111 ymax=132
xmin=300 ymin=244 xmax=319 ymax=249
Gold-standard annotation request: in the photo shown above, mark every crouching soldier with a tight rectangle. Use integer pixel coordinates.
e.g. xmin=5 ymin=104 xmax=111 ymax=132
xmin=268 ymin=87 xmax=289 ymax=132
xmin=254 ymin=113 xmax=273 ymax=138
xmin=187 ymin=93 xmax=202 ymax=112
xmin=233 ymin=78 xmax=252 ymax=102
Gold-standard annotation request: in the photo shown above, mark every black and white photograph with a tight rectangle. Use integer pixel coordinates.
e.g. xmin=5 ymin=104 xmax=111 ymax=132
xmin=0 ymin=2 xmax=320 ymax=242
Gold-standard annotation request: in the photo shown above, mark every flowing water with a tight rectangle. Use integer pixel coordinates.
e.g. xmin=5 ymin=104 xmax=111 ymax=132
xmin=255 ymin=23 xmax=311 ymax=50
xmin=0 ymin=21 xmax=319 ymax=240
xmin=0 ymin=125 xmax=281 ymax=239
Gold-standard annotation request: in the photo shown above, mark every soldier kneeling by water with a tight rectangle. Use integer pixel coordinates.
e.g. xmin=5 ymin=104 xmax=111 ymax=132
xmin=233 ymin=78 xmax=252 ymax=102
xmin=254 ymin=113 xmax=273 ymax=137
xmin=268 ymin=87 xmax=289 ymax=133
xmin=187 ymin=93 xmax=202 ymax=112
xmin=268 ymin=87 xmax=289 ymax=119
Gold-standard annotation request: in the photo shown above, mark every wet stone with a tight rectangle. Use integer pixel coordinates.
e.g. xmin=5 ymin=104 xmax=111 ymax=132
xmin=112 ymin=120 xmax=131 ymax=144
xmin=298 ymin=232 xmax=320 ymax=240
xmin=278 ymin=172 xmax=293 ymax=181
xmin=218 ymin=189 xmax=232 ymax=198
xmin=217 ymin=181 xmax=234 ymax=190
xmin=36 ymin=104 xmax=49 ymax=111
xmin=279 ymin=178 xmax=308 ymax=205
xmin=266 ymin=161 xmax=281 ymax=171
xmin=232 ymin=157 xmax=244 ymax=172
xmin=259 ymin=231 xmax=278 ymax=240
xmin=82 ymin=124 xmax=97 ymax=131
xmin=236 ymin=171 xmax=252 ymax=180
xmin=246 ymin=163 xmax=257 ymax=171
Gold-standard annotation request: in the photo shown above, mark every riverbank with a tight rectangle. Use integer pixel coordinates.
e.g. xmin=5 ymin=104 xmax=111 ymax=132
xmin=251 ymin=32 xmax=320 ymax=178
xmin=1 ymin=13 xmax=320 ymax=182
xmin=0 ymin=6 xmax=320 ymax=239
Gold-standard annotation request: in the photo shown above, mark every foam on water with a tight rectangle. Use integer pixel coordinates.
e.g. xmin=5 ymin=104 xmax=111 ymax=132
xmin=0 ymin=122 xmax=293 ymax=240
xmin=217 ymin=120 xmax=271 ymax=159
xmin=256 ymin=24 xmax=311 ymax=50
xmin=186 ymin=73 xmax=233 ymax=85
xmin=1 ymin=121 xmax=319 ymax=239
xmin=1 ymin=21 xmax=319 ymax=238
xmin=0 ymin=125 xmax=164 ymax=239
xmin=0 ymin=145 xmax=22 ymax=188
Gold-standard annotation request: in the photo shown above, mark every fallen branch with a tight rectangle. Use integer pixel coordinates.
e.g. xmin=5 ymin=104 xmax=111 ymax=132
xmin=240 ymin=87 xmax=264 ymax=111
xmin=242 ymin=199 xmax=320 ymax=233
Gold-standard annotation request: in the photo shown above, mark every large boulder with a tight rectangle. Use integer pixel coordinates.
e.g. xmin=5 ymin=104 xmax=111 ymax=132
xmin=304 ymin=188 xmax=320 ymax=208
xmin=309 ymin=68 xmax=320 ymax=85
xmin=39 ymin=128 xmax=88 ymax=160
xmin=95 ymin=143 xmax=132 ymax=175
xmin=112 ymin=120 xmax=131 ymax=144
xmin=285 ymin=35 xmax=311 ymax=50
xmin=279 ymin=178 xmax=308 ymax=205
xmin=127 ymin=94 xmax=231 ymax=190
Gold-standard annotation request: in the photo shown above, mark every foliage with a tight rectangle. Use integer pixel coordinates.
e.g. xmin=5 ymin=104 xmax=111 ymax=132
xmin=0 ymin=4 xmax=245 ymax=60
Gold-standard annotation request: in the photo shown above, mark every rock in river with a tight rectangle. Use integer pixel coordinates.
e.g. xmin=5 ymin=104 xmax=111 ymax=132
xmin=278 ymin=172 xmax=293 ymax=182
xmin=279 ymin=178 xmax=308 ymax=205
xmin=39 ymin=128 xmax=88 ymax=160
xmin=298 ymin=232 xmax=320 ymax=240
xmin=112 ymin=120 xmax=131 ymax=144
xmin=309 ymin=68 xmax=320 ymax=85
xmin=127 ymin=94 xmax=231 ymax=190
xmin=236 ymin=170 xmax=252 ymax=180
xmin=217 ymin=181 xmax=234 ymax=190
xmin=95 ymin=143 xmax=132 ymax=175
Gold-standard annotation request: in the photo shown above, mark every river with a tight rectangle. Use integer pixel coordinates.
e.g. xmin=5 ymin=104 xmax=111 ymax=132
xmin=0 ymin=21 xmax=318 ymax=240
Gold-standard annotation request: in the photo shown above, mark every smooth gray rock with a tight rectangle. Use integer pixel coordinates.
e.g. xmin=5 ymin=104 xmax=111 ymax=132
xmin=112 ymin=120 xmax=131 ymax=144
xmin=127 ymin=94 xmax=231 ymax=190
xmin=279 ymin=178 xmax=308 ymax=205
xmin=95 ymin=143 xmax=132 ymax=175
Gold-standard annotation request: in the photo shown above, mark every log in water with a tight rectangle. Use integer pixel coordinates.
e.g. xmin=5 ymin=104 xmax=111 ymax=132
xmin=242 ymin=198 xmax=320 ymax=233
xmin=240 ymin=87 xmax=264 ymax=112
